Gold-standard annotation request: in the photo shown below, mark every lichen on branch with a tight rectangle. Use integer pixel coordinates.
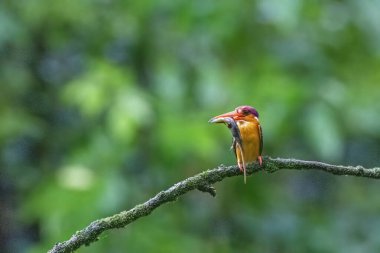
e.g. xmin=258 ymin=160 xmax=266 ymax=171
xmin=47 ymin=157 xmax=380 ymax=253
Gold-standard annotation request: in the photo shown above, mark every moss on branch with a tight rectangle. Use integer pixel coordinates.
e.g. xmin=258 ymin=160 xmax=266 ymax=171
xmin=47 ymin=157 xmax=380 ymax=253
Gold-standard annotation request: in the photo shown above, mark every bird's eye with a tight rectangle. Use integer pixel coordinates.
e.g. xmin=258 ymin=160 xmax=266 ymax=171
xmin=237 ymin=108 xmax=249 ymax=115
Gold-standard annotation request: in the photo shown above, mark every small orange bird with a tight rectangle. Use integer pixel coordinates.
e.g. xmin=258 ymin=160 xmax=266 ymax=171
xmin=209 ymin=105 xmax=263 ymax=183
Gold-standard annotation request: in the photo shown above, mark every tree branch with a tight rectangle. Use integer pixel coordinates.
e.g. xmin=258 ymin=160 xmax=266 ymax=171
xmin=47 ymin=157 xmax=380 ymax=253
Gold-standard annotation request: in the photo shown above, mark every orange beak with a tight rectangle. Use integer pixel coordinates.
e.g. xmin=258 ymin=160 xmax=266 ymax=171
xmin=208 ymin=111 xmax=244 ymax=124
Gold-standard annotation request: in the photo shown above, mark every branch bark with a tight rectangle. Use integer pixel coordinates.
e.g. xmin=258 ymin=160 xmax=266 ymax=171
xmin=47 ymin=157 xmax=380 ymax=253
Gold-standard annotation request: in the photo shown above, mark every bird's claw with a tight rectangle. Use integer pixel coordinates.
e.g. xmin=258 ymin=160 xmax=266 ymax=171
xmin=238 ymin=162 xmax=244 ymax=172
xmin=258 ymin=156 xmax=263 ymax=166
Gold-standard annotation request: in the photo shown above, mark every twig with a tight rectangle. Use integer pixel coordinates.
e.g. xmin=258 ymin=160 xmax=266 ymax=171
xmin=47 ymin=157 xmax=380 ymax=253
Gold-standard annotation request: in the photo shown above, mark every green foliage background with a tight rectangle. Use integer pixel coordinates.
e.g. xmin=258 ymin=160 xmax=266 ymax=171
xmin=1 ymin=0 xmax=380 ymax=252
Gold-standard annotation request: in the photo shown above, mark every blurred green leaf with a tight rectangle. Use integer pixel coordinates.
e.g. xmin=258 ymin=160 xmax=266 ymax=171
xmin=1 ymin=0 xmax=380 ymax=252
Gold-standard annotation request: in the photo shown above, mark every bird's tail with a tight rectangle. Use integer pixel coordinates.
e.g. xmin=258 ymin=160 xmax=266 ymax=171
xmin=242 ymin=155 xmax=246 ymax=184
xmin=236 ymin=143 xmax=247 ymax=184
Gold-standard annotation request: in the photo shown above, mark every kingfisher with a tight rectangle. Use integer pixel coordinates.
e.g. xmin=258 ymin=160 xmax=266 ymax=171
xmin=209 ymin=105 xmax=263 ymax=183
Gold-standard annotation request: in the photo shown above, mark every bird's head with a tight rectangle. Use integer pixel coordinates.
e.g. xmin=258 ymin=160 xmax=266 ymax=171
xmin=208 ymin=105 xmax=259 ymax=124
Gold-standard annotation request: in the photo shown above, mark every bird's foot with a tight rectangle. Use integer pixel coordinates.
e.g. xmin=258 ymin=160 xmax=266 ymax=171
xmin=258 ymin=156 xmax=263 ymax=166
xmin=238 ymin=162 xmax=244 ymax=172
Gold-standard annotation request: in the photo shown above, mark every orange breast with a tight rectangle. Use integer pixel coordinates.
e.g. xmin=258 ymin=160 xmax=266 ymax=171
xmin=236 ymin=119 xmax=261 ymax=164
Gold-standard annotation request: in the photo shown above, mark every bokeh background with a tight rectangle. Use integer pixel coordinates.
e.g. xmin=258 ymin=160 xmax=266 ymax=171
xmin=1 ymin=0 xmax=380 ymax=252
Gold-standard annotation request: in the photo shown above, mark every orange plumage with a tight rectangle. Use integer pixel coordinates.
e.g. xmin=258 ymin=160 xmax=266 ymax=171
xmin=209 ymin=105 xmax=263 ymax=183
